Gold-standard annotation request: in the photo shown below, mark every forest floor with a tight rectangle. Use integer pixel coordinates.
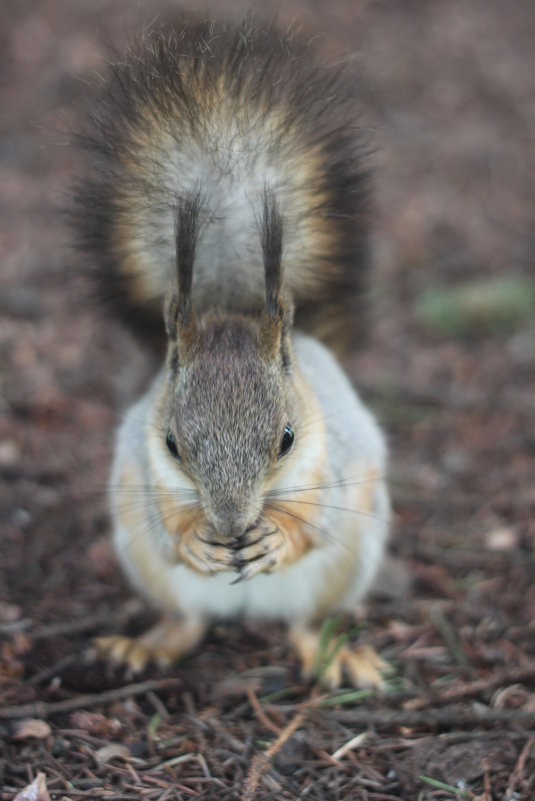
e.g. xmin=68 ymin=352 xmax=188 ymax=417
xmin=1 ymin=1 xmax=535 ymax=799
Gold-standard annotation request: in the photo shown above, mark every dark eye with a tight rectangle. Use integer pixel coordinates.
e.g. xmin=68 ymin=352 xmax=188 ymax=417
xmin=279 ymin=424 xmax=294 ymax=458
xmin=166 ymin=429 xmax=180 ymax=460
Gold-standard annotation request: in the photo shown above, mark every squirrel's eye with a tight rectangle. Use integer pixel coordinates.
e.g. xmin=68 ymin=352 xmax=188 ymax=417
xmin=166 ymin=429 xmax=180 ymax=460
xmin=279 ymin=424 xmax=294 ymax=458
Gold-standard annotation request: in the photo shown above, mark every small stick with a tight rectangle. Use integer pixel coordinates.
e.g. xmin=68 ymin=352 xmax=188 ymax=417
xmin=30 ymin=599 xmax=143 ymax=641
xmin=25 ymin=654 xmax=79 ymax=686
xmin=405 ymin=663 xmax=535 ymax=710
xmin=505 ymin=736 xmax=534 ymax=800
xmin=0 ymin=677 xmax=182 ymax=720
xmin=429 ymin=605 xmax=475 ymax=677
xmin=246 ymin=687 xmax=282 ymax=736
xmin=331 ymin=706 xmax=535 ymax=730
xmin=241 ymin=707 xmax=308 ymax=801
xmin=331 ymin=731 xmax=368 ymax=761
xmin=482 ymin=758 xmax=492 ymax=801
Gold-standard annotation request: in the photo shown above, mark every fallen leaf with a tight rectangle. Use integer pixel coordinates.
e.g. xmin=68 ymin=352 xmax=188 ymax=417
xmin=0 ymin=600 xmax=22 ymax=623
xmin=14 ymin=773 xmax=51 ymax=801
xmin=13 ymin=719 xmax=52 ymax=740
xmin=94 ymin=743 xmax=131 ymax=765
xmin=70 ymin=710 xmax=121 ymax=737
xmin=486 ymin=526 xmax=518 ymax=551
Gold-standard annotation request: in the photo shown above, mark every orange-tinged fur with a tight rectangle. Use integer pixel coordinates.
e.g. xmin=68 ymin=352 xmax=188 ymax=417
xmin=289 ymin=623 xmax=387 ymax=689
xmin=82 ymin=19 xmax=387 ymax=684
xmin=116 ymin=467 xmax=183 ymax=612
xmin=156 ymin=488 xmax=205 ymax=541
xmin=95 ymin=617 xmax=207 ymax=673
xmin=113 ymin=89 xmax=338 ymax=318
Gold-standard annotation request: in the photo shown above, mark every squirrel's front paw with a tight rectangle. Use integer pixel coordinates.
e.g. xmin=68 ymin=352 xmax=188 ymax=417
xmin=231 ymin=521 xmax=286 ymax=581
xmin=176 ymin=530 xmax=235 ymax=575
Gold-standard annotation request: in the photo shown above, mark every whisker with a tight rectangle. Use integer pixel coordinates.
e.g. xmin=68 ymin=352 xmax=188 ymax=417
xmin=266 ymin=496 xmax=390 ymax=526
xmin=109 ymin=498 xmax=199 ymax=521
xmin=79 ymin=483 xmax=198 ymax=498
xmin=107 ymin=486 xmax=198 ymax=498
xmin=265 ymin=472 xmax=390 ymax=497
xmin=115 ymin=501 xmax=203 ymax=562
xmin=264 ymin=502 xmax=352 ymax=557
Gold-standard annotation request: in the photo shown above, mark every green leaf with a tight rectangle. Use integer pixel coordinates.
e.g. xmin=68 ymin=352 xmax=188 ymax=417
xmin=414 ymin=275 xmax=535 ymax=336
xmin=419 ymin=774 xmax=472 ymax=798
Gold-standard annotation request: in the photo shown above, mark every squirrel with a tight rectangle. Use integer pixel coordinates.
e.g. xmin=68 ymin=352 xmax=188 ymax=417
xmin=75 ymin=15 xmax=391 ymax=688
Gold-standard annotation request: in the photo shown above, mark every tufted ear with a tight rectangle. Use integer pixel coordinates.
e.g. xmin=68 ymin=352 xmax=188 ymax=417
xmin=165 ymin=189 xmax=204 ymax=362
xmin=259 ymin=186 xmax=294 ymax=363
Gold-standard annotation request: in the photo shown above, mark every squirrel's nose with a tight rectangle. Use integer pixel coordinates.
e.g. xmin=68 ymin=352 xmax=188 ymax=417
xmin=211 ymin=510 xmax=259 ymax=540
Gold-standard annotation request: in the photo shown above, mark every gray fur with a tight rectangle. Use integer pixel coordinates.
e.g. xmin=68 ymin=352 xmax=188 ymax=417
xmin=166 ymin=314 xmax=293 ymax=536
xmin=73 ymin=15 xmax=370 ymax=352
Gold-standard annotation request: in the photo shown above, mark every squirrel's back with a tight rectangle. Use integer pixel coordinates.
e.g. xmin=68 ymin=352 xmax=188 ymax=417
xmin=75 ymin=15 xmax=370 ymax=352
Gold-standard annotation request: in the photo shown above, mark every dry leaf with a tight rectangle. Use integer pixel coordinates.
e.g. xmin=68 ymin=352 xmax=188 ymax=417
xmin=70 ymin=710 xmax=121 ymax=737
xmin=13 ymin=719 xmax=52 ymax=740
xmin=486 ymin=526 xmax=518 ymax=551
xmin=95 ymin=743 xmax=130 ymax=765
xmin=0 ymin=600 xmax=22 ymax=624
xmin=14 ymin=773 xmax=51 ymax=801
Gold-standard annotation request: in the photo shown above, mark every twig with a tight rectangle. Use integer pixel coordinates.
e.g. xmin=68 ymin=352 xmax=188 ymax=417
xmin=246 ymin=687 xmax=282 ymax=736
xmin=403 ymin=541 xmax=534 ymax=571
xmin=26 ymin=653 xmax=79 ymax=686
xmin=0 ymin=618 xmax=32 ymax=635
xmin=331 ymin=705 xmax=535 ymax=730
xmin=30 ymin=599 xmax=143 ymax=641
xmin=0 ymin=677 xmax=182 ymax=719
xmin=505 ymin=736 xmax=534 ymax=800
xmin=241 ymin=707 xmax=308 ymax=801
xmin=429 ymin=605 xmax=476 ymax=677
xmin=331 ymin=731 xmax=368 ymax=761
xmin=482 ymin=758 xmax=491 ymax=801
xmin=405 ymin=663 xmax=535 ymax=710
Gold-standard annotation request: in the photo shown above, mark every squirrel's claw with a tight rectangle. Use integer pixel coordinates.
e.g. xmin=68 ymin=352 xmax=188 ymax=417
xmin=176 ymin=530 xmax=235 ymax=575
xmin=289 ymin=624 xmax=389 ymax=690
xmin=238 ymin=554 xmax=279 ymax=581
xmin=232 ymin=524 xmax=284 ymax=580
xmin=92 ymin=617 xmax=207 ymax=675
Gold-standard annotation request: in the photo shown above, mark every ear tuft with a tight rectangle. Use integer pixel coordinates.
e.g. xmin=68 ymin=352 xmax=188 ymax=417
xmin=175 ymin=189 xmax=204 ymax=327
xmin=261 ymin=185 xmax=284 ymax=321
xmin=164 ymin=188 xmax=205 ymax=362
xmin=259 ymin=186 xmax=295 ymax=362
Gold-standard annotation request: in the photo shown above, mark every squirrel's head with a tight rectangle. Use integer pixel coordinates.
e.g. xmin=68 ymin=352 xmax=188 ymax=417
xmin=159 ymin=188 xmax=299 ymax=540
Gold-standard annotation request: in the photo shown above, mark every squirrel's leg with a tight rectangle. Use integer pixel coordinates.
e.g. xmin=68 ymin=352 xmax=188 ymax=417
xmin=288 ymin=622 xmax=387 ymax=690
xmin=93 ymin=615 xmax=207 ymax=674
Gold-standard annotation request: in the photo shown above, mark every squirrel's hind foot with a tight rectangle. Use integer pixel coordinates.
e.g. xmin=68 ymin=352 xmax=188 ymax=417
xmin=289 ymin=623 xmax=388 ymax=690
xmin=92 ymin=616 xmax=207 ymax=675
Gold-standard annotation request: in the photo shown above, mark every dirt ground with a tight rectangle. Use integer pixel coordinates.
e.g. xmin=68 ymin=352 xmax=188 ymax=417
xmin=1 ymin=1 xmax=535 ymax=799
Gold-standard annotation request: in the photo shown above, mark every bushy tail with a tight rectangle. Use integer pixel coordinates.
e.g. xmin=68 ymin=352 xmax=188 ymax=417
xmin=73 ymin=14 xmax=371 ymax=355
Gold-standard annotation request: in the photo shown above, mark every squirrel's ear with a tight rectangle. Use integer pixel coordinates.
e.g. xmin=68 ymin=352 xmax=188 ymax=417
xmin=261 ymin=186 xmax=283 ymax=321
xmin=260 ymin=187 xmax=294 ymax=361
xmin=164 ymin=190 xmax=204 ymax=362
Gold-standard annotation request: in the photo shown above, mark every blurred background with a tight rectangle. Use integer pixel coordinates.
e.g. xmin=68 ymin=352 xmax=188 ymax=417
xmin=1 ymin=1 xmax=535 ymax=798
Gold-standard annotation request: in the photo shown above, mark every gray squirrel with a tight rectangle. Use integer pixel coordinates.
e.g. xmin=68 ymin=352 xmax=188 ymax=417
xmin=75 ymin=15 xmax=390 ymax=687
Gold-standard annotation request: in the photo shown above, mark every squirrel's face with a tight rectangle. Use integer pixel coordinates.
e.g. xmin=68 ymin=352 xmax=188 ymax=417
xmin=161 ymin=314 xmax=298 ymax=540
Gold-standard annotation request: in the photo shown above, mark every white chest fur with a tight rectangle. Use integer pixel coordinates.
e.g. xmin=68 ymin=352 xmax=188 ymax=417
xmin=111 ymin=333 xmax=390 ymax=625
